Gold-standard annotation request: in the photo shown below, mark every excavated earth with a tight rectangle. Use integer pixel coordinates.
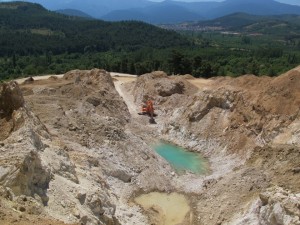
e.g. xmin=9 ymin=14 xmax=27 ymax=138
xmin=0 ymin=67 xmax=300 ymax=225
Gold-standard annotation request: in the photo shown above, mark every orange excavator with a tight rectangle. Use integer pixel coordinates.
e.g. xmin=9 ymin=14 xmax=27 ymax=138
xmin=139 ymin=99 xmax=156 ymax=124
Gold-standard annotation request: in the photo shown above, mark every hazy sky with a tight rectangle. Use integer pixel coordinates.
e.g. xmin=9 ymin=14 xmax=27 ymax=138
xmin=0 ymin=0 xmax=297 ymax=3
xmin=0 ymin=0 xmax=298 ymax=6
xmin=150 ymin=0 xmax=224 ymax=1
xmin=150 ymin=0 xmax=295 ymax=3
xmin=149 ymin=0 xmax=300 ymax=6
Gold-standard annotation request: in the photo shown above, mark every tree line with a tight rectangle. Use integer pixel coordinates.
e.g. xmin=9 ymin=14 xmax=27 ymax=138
xmin=1 ymin=45 xmax=298 ymax=81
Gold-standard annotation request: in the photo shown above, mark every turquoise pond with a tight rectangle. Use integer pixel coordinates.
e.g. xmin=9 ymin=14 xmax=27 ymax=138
xmin=153 ymin=142 xmax=206 ymax=174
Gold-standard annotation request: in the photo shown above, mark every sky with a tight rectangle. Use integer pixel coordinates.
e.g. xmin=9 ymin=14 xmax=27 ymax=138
xmin=150 ymin=0 xmax=223 ymax=1
xmin=0 ymin=0 xmax=298 ymax=4
xmin=0 ymin=0 xmax=299 ymax=6
xmin=150 ymin=0 xmax=298 ymax=3
xmin=149 ymin=0 xmax=300 ymax=6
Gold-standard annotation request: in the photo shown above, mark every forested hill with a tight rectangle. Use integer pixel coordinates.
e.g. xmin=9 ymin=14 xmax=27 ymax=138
xmin=0 ymin=2 xmax=299 ymax=81
xmin=0 ymin=2 xmax=190 ymax=57
xmin=188 ymin=13 xmax=300 ymax=33
xmin=55 ymin=9 xmax=93 ymax=18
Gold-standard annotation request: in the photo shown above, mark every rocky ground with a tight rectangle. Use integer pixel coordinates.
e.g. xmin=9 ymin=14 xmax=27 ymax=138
xmin=0 ymin=67 xmax=299 ymax=225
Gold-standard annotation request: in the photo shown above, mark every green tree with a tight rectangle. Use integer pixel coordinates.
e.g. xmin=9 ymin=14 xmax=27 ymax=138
xmin=168 ymin=50 xmax=191 ymax=75
xmin=241 ymin=36 xmax=251 ymax=45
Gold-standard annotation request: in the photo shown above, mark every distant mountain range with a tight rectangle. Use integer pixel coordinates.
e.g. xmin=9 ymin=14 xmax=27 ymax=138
xmin=102 ymin=1 xmax=206 ymax=24
xmin=174 ymin=12 xmax=300 ymax=35
xmin=201 ymin=0 xmax=300 ymax=19
xmin=56 ymin=9 xmax=92 ymax=18
xmin=102 ymin=0 xmax=300 ymax=24
xmin=2 ymin=0 xmax=300 ymax=24
xmin=277 ymin=0 xmax=300 ymax=5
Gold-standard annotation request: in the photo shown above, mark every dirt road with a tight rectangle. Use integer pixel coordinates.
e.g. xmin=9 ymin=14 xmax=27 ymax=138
xmin=114 ymin=80 xmax=138 ymax=116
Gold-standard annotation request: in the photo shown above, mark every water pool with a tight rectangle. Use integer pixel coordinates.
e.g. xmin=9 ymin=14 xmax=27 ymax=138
xmin=154 ymin=142 xmax=206 ymax=174
xmin=134 ymin=192 xmax=191 ymax=225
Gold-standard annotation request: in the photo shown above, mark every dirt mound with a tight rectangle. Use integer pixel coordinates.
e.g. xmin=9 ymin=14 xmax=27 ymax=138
xmin=52 ymin=69 xmax=130 ymax=125
xmin=140 ymin=70 xmax=168 ymax=80
xmin=248 ymin=144 xmax=300 ymax=192
xmin=23 ymin=77 xmax=35 ymax=85
xmin=131 ymin=71 xmax=198 ymax=105
xmin=178 ymin=74 xmax=195 ymax=80
xmin=0 ymin=81 xmax=24 ymax=117
xmin=216 ymin=69 xmax=300 ymax=116
xmin=261 ymin=69 xmax=300 ymax=115
xmin=48 ymin=75 xmax=58 ymax=80
xmin=59 ymin=69 xmax=130 ymax=123
xmin=63 ymin=68 xmax=114 ymax=87
xmin=230 ymin=68 xmax=300 ymax=145
xmin=225 ymin=74 xmax=271 ymax=89
xmin=0 ymin=81 xmax=25 ymax=141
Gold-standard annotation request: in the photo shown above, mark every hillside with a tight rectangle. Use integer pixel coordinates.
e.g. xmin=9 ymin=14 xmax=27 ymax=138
xmin=0 ymin=1 xmax=190 ymax=57
xmin=204 ymin=0 xmax=300 ymax=19
xmin=56 ymin=9 xmax=93 ymax=18
xmin=241 ymin=15 xmax=300 ymax=36
xmin=167 ymin=13 xmax=300 ymax=36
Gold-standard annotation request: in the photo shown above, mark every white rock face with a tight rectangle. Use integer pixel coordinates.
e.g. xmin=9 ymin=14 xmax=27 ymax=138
xmin=230 ymin=186 xmax=300 ymax=225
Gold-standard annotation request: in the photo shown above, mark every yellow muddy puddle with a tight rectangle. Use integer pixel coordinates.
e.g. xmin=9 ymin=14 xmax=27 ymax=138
xmin=134 ymin=192 xmax=191 ymax=225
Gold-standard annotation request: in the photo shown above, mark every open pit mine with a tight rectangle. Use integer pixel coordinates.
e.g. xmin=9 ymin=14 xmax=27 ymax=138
xmin=0 ymin=67 xmax=300 ymax=225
